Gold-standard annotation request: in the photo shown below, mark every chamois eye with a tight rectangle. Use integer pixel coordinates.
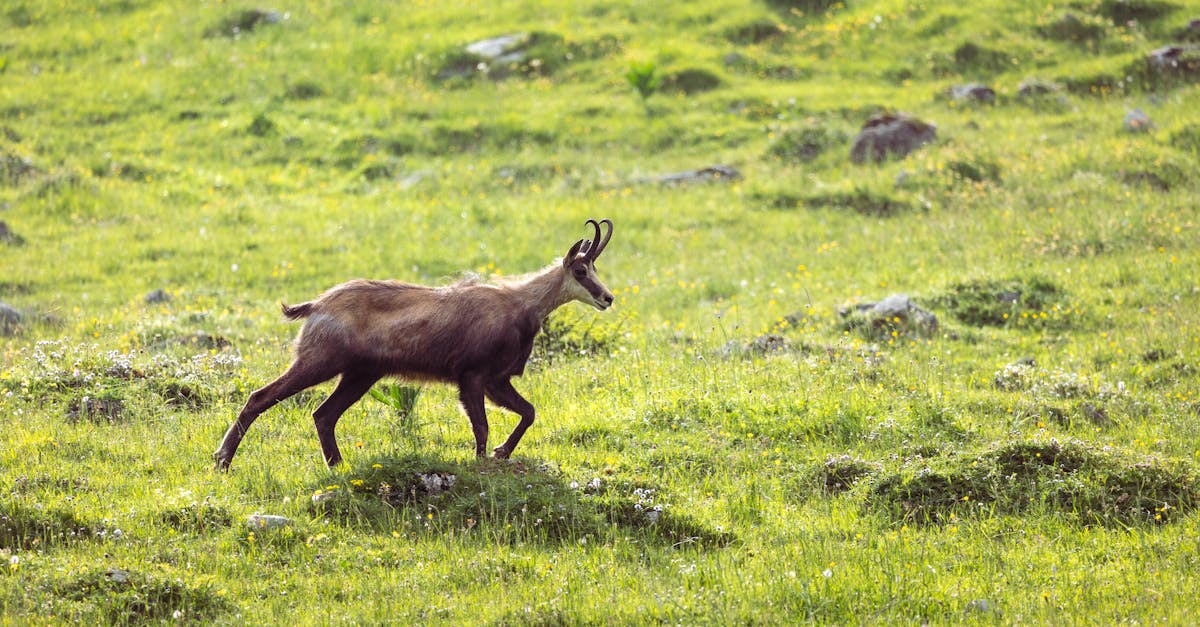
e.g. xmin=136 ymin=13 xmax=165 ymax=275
xmin=573 ymin=266 xmax=587 ymax=278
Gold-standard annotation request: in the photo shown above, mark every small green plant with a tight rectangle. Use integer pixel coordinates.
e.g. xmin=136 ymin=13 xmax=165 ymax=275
xmin=369 ymin=382 xmax=421 ymax=421
xmin=369 ymin=382 xmax=423 ymax=447
xmin=625 ymin=60 xmax=661 ymax=108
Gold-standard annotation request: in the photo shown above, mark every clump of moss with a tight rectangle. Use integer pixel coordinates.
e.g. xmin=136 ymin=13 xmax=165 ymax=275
xmin=660 ymin=67 xmax=723 ymax=94
xmin=158 ymin=503 xmax=234 ymax=533
xmin=53 ymin=569 xmax=232 ymax=623
xmin=931 ymin=276 xmax=1073 ymax=328
xmin=723 ymin=17 xmax=785 ymax=44
xmin=766 ymin=124 xmax=849 ymax=164
xmin=308 ymin=455 xmax=731 ymax=547
xmin=866 ymin=439 xmax=1198 ymax=526
xmin=804 ymin=188 xmax=916 ymax=217
xmin=1094 ymin=0 xmax=1177 ymax=24
xmin=65 ymin=392 xmax=127 ymax=424
xmin=811 ymin=455 xmax=882 ymax=494
xmin=0 ymin=500 xmax=92 ymax=549
xmin=1037 ymin=12 xmax=1110 ymax=44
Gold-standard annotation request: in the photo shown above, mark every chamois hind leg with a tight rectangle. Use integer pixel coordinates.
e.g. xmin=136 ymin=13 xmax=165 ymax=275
xmin=485 ymin=379 xmax=535 ymax=459
xmin=458 ymin=376 xmax=490 ymax=458
xmin=312 ymin=372 xmax=380 ymax=467
xmin=213 ymin=360 xmax=337 ymax=470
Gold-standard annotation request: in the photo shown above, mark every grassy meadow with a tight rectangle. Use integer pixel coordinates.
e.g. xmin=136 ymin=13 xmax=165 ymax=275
xmin=2 ymin=0 xmax=1200 ymax=623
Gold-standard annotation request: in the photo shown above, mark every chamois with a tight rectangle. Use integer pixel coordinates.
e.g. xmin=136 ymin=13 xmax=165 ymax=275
xmin=213 ymin=219 xmax=615 ymax=470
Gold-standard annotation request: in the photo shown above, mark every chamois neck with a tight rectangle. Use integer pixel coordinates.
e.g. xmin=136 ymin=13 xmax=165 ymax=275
xmin=504 ymin=264 xmax=572 ymax=320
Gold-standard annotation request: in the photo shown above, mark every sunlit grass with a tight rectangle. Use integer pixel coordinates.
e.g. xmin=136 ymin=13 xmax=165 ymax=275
xmin=1 ymin=0 xmax=1198 ymax=623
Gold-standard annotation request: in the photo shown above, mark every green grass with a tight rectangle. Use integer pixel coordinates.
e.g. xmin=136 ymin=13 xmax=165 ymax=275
xmin=2 ymin=0 xmax=1199 ymax=623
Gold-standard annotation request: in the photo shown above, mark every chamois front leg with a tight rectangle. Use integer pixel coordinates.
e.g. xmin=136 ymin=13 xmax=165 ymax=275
xmin=458 ymin=376 xmax=489 ymax=457
xmin=485 ymin=379 xmax=535 ymax=459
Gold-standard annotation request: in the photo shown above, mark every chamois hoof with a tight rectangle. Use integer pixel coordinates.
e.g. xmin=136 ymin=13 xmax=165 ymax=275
xmin=493 ymin=446 xmax=512 ymax=459
xmin=213 ymin=453 xmax=233 ymax=472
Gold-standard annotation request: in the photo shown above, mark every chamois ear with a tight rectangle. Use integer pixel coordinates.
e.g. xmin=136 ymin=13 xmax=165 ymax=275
xmin=563 ymin=238 xmax=585 ymax=267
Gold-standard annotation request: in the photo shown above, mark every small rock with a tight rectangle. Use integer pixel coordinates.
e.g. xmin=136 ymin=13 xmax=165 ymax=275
xmin=399 ymin=169 xmax=435 ymax=189
xmin=1123 ymin=108 xmax=1154 ymax=133
xmin=311 ymin=490 xmax=338 ymax=505
xmin=0 ymin=302 xmax=20 ymax=335
xmin=840 ymin=294 xmax=939 ymax=339
xmin=177 ymin=331 xmax=232 ymax=350
xmin=966 ymin=599 xmax=997 ymax=614
xmin=998 ymin=290 xmax=1022 ymax=304
xmin=748 ymin=334 xmax=790 ymax=354
xmin=1017 ymin=78 xmax=1061 ymax=98
xmin=144 ymin=288 xmax=171 ymax=304
xmin=649 ymin=165 xmax=741 ymax=186
xmin=247 ymin=514 xmax=293 ymax=529
xmin=0 ymin=220 xmax=24 ymax=245
xmin=105 ymin=569 xmax=131 ymax=584
xmin=1 ymin=150 xmax=37 ymax=184
xmin=1081 ymin=402 xmax=1110 ymax=425
xmin=720 ymin=334 xmax=791 ymax=358
xmin=1149 ymin=46 xmax=1185 ymax=69
xmin=850 ymin=114 xmax=936 ymax=163
xmin=205 ymin=9 xmax=282 ymax=38
xmin=948 ymin=83 xmax=995 ymax=104
xmin=416 ymin=472 xmax=457 ymax=496
xmin=465 ymin=33 xmax=529 ymax=63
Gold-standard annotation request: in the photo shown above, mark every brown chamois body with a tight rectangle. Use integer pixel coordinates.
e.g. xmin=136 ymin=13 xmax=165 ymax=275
xmin=213 ymin=219 xmax=615 ymax=470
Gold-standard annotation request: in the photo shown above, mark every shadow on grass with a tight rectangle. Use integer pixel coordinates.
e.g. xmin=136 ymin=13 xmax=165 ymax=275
xmin=307 ymin=452 xmax=734 ymax=549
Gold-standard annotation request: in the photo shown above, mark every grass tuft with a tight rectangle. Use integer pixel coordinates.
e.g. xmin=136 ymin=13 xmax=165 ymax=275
xmin=0 ymin=500 xmax=92 ymax=550
xmin=52 ymin=569 xmax=232 ymax=623
xmin=867 ymin=439 xmax=1198 ymax=525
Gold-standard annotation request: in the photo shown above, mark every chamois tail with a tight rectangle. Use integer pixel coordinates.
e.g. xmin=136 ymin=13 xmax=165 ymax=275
xmin=281 ymin=301 xmax=315 ymax=320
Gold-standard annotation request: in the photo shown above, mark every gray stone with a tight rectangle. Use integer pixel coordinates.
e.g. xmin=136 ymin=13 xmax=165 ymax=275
xmin=466 ymin=33 xmax=529 ymax=63
xmin=1017 ymin=78 xmax=1061 ymax=98
xmin=144 ymin=288 xmax=171 ymax=304
xmin=0 ymin=302 xmax=21 ymax=335
xmin=1149 ymin=46 xmax=1186 ymax=69
xmin=649 ymin=165 xmax=741 ymax=186
xmin=841 ymin=294 xmax=939 ymax=339
xmin=948 ymin=83 xmax=995 ymax=104
xmin=966 ymin=599 xmax=997 ymax=614
xmin=416 ymin=472 xmax=457 ymax=496
xmin=1123 ymin=108 xmax=1154 ymax=133
xmin=0 ymin=221 xmax=17 ymax=244
xmin=311 ymin=490 xmax=338 ymax=505
xmin=247 ymin=514 xmax=293 ymax=529
xmin=720 ymin=334 xmax=791 ymax=358
xmin=850 ymin=114 xmax=936 ymax=163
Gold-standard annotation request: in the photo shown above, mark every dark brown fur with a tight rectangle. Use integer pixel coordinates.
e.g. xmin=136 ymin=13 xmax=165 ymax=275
xmin=214 ymin=220 xmax=615 ymax=470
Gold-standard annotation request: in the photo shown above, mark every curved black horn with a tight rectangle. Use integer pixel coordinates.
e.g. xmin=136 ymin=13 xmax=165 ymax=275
xmin=584 ymin=219 xmax=613 ymax=260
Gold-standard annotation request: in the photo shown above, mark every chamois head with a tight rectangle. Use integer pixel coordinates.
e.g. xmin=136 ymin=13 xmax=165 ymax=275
xmin=561 ymin=218 xmax=615 ymax=311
